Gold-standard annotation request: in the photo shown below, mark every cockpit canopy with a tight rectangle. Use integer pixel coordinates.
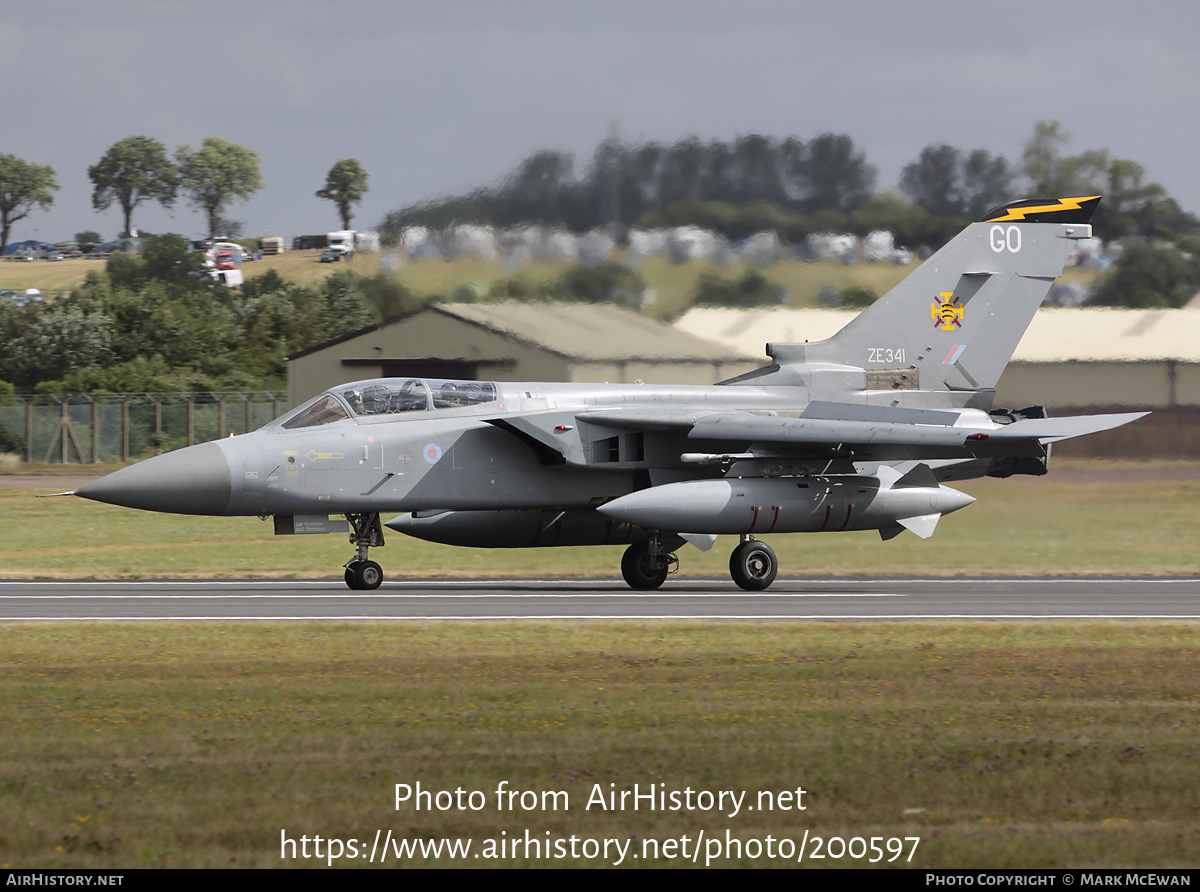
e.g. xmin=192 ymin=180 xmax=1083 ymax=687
xmin=276 ymin=378 xmax=499 ymax=430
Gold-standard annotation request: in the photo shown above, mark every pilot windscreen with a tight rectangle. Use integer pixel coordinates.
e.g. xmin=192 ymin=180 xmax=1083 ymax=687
xmin=280 ymin=395 xmax=349 ymax=429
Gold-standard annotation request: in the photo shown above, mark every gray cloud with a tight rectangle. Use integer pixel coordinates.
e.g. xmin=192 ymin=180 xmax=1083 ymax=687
xmin=4 ymin=0 xmax=1197 ymax=243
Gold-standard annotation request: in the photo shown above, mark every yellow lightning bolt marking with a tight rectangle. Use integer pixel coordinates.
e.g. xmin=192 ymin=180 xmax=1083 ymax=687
xmin=984 ymin=196 xmax=1100 ymax=222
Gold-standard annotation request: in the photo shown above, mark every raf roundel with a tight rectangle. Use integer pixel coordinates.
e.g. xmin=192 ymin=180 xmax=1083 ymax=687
xmin=423 ymin=443 xmax=443 ymax=464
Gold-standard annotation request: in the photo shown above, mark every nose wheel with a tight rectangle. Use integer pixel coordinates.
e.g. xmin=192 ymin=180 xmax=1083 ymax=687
xmin=343 ymin=512 xmax=385 ymax=590
xmin=345 ymin=559 xmax=383 ymax=591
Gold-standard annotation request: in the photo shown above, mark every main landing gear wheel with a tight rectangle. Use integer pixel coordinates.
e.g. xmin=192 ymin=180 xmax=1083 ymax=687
xmin=345 ymin=560 xmax=383 ymax=591
xmin=729 ymin=539 xmax=778 ymax=591
xmin=621 ymin=541 xmax=670 ymax=590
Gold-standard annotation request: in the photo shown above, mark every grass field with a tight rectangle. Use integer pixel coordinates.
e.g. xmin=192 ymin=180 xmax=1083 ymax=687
xmin=0 ymin=250 xmax=1103 ymax=321
xmin=2 ymin=621 xmax=1198 ymax=868
xmin=1 ymin=461 xmax=1196 ymax=579
xmin=2 ymin=463 xmax=1197 ymax=869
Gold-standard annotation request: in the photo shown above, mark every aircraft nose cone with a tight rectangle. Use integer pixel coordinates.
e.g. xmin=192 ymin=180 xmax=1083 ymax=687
xmin=76 ymin=441 xmax=233 ymax=515
xmin=937 ymin=486 xmax=976 ymax=516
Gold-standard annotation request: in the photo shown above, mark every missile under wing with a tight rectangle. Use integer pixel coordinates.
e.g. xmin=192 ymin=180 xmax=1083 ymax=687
xmin=74 ymin=196 xmax=1144 ymax=590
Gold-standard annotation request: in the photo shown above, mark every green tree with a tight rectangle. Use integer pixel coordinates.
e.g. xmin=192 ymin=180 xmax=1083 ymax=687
xmin=1021 ymin=120 xmax=1073 ymax=195
xmin=141 ymin=233 xmax=214 ymax=294
xmin=0 ymin=154 xmax=58 ymax=250
xmin=1019 ymin=120 xmax=1191 ymax=237
xmin=799 ymin=133 xmax=876 ymax=213
xmin=1089 ymin=242 xmax=1200 ymax=308
xmin=899 ymin=144 xmax=963 ymax=218
xmin=75 ymin=230 xmax=103 ymax=253
xmin=105 ymin=251 xmax=146 ymax=291
xmin=88 ymin=136 xmax=178 ymax=236
xmin=900 ymin=145 xmax=1015 ymax=221
xmin=176 ymin=138 xmax=264 ymax=238
xmin=960 ymin=149 xmax=1015 ymax=219
xmin=850 ymin=192 xmax=946 ymax=246
xmin=316 ymin=159 xmax=369 ymax=229
xmin=2 ymin=306 xmax=115 ymax=390
xmin=318 ymin=270 xmax=377 ymax=337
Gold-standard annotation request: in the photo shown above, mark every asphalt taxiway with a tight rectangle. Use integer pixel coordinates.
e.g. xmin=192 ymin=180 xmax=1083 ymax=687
xmin=1 ymin=577 xmax=1197 ymax=620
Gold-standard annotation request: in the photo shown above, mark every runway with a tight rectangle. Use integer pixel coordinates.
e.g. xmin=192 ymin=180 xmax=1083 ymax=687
xmin=1 ymin=577 xmax=1198 ymax=620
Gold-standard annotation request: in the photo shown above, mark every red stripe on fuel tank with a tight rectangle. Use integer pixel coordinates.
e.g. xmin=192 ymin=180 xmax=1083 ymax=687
xmin=838 ymin=505 xmax=853 ymax=531
xmin=818 ymin=505 xmax=831 ymax=531
xmin=766 ymin=506 xmax=780 ymax=533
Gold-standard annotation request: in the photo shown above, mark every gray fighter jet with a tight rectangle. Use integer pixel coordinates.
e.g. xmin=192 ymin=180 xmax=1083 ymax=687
xmin=72 ymin=196 xmax=1143 ymax=591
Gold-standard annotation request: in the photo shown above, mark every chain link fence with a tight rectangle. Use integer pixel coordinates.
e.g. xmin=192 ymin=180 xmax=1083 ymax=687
xmin=0 ymin=392 xmax=288 ymax=463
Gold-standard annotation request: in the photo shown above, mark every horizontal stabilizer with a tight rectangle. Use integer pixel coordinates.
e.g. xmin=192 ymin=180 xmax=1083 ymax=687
xmin=989 ymin=412 xmax=1148 ymax=443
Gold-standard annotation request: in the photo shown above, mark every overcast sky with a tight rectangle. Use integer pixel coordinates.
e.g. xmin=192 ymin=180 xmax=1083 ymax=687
xmin=4 ymin=1 xmax=1197 ymax=243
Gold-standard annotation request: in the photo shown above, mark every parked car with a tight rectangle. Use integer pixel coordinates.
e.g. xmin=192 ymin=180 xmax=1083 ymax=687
xmin=320 ymin=246 xmax=350 ymax=263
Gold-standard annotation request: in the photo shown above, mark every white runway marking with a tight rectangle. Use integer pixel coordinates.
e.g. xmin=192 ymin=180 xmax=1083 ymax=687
xmin=7 ymin=614 xmax=1200 ymax=622
xmin=0 ymin=593 xmax=904 ymax=600
xmin=2 ymin=577 xmax=1196 ymax=586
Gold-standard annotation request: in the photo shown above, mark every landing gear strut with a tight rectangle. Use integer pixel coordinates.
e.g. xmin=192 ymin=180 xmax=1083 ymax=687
xmin=621 ymin=538 xmax=677 ymax=590
xmin=343 ymin=512 xmax=385 ymax=590
xmin=729 ymin=535 xmax=777 ymax=591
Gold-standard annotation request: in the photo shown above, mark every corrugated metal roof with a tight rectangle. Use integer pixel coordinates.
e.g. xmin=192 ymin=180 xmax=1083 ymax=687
xmin=1014 ymin=309 xmax=1200 ymax=362
xmin=435 ymin=302 xmax=754 ymax=362
xmin=675 ymin=308 xmax=1200 ymax=363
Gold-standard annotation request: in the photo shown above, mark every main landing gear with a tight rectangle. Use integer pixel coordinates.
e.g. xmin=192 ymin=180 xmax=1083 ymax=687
xmin=620 ymin=538 xmax=678 ymax=590
xmin=729 ymin=535 xmax=778 ymax=591
xmin=344 ymin=512 xmax=385 ymax=590
xmin=620 ymin=534 xmax=778 ymax=592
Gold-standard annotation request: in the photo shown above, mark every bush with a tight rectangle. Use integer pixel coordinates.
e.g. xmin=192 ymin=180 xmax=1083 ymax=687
xmin=693 ymin=270 xmax=783 ymax=307
xmin=142 ymin=234 xmax=216 ymax=294
xmin=553 ymin=262 xmax=644 ymax=306
xmin=0 ymin=423 xmax=25 ymax=454
xmin=834 ymin=285 xmax=877 ymax=308
xmin=106 ymin=251 xmax=146 ymax=291
xmin=1089 ymin=242 xmax=1200 ymax=308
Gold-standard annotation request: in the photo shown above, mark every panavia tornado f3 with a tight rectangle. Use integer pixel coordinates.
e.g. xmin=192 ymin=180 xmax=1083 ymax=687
xmin=71 ymin=196 xmax=1144 ymax=591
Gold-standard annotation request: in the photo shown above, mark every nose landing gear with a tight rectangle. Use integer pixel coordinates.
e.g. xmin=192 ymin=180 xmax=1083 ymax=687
xmin=343 ymin=512 xmax=385 ymax=590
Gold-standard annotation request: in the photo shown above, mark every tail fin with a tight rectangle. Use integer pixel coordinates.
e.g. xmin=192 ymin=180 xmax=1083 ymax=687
xmin=763 ymin=196 xmax=1100 ymax=401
